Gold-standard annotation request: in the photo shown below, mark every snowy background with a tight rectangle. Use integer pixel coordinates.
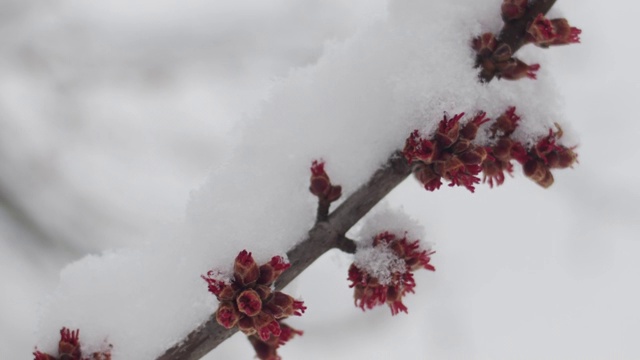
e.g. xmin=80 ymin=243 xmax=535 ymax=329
xmin=2 ymin=0 xmax=639 ymax=359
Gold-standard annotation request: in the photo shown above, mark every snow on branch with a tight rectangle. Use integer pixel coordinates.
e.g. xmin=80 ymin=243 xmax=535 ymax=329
xmin=34 ymin=1 xmax=582 ymax=359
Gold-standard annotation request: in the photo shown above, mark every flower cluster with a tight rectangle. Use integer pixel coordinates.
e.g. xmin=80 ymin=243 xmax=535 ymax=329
xmin=404 ymin=107 xmax=578 ymax=191
xmin=348 ymin=231 xmax=435 ymax=315
xmin=202 ymin=251 xmax=306 ymax=345
xmin=33 ymin=328 xmax=111 ymax=360
xmin=482 ymin=107 xmax=578 ymax=188
xmin=473 ymin=32 xmax=540 ymax=80
xmin=248 ymin=322 xmax=303 ymax=360
xmin=309 ymin=160 xmax=342 ymax=203
xmin=403 ymin=112 xmax=491 ymax=192
xmin=474 ymin=0 xmax=581 ymax=81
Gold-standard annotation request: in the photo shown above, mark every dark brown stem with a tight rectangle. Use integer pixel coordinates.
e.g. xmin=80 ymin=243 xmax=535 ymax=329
xmin=335 ymin=235 xmax=357 ymax=254
xmin=156 ymin=153 xmax=411 ymax=360
xmin=316 ymin=199 xmax=330 ymax=222
xmin=480 ymin=0 xmax=557 ymax=82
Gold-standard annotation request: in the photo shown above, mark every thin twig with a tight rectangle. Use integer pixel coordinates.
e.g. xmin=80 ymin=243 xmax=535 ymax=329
xmin=316 ymin=199 xmax=330 ymax=222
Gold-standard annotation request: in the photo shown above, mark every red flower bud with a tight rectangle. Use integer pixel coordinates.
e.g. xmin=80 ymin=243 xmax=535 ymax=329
xmin=538 ymin=168 xmax=555 ymax=188
xmin=499 ymin=59 xmax=540 ymax=80
xmin=216 ymin=302 xmax=240 ymax=329
xmin=404 ymin=130 xmax=437 ymax=164
xmin=527 ymin=13 xmax=555 ymax=46
xmin=472 ymin=33 xmax=497 ymax=58
xmin=201 ymin=271 xmax=231 ymax=299
xmin=535 ymin=129 xmax=563 ymax=164
xmin=523 ymin=159 xmax=553 ymax=188
xmin=386 ymin=284 xmax=409 ymax=316
xmin=435 ymin=113 xmax=464 ymax=149
xmin=258 ymin=320 xmax=282 ymax=342
xmin=501 ymin=0 xmax=527 ymax=21
xmin=238 ymin=315 xmax=256 ymax=335
xmin=458 ymin=146 xmax=488 ymax=165
xmin=237 ymin=289 xmax=263 ymax=317
xmin=234 ymin=250 xmax=260 ymax=286
xmin=482 ymin=159 xmax=513 ymax=188
xmin=248 ymin=322 xmax=303 ymax=360
xmin=492 ymin=107 xmax=520 ymax=136
xmin=309 ymin=160 xmax=342 ymax=203
xmin=550 ymin=18 xmax=581 ymax=45
xmin=527 ymin=14 xmax=582 ymax=47
xmin=309 ymin=160 xmax=330 ymax=197
xmin=492 ymin=43 xmax=513 ymax=62
xmin=58 ymin=328 xmax=81 ymax=359
xmin=510 ymin=141 xmax=530 ymax=164
xmin=258 ymin=256 xmax=290 ymax=287
xmin=460 ymin=111 xmax=490 ymax=140
xmin=551 ymin=147 xmax=578 ymax=169
xmin=34 ymin=328 xmax=111 ymax=360
xmin=413 ymin=163 xmax=442 ymax=192
xmin=491 ymin=138 xmax=512 ymax=161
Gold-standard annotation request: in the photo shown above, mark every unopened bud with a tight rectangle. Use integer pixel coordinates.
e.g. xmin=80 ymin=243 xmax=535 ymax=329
xmin=500 ymin=59 xmax=540 ymax=80
xmin=216 ymin=302 xmax=240 ymax=329
xmin=237 ymin=289 xmax=263 ymax=317
xmin=458 ymin=146 xmax=488 ymax=165
xmin=234 ymin=250 xmax=260 ymax=286
xmin=472 ymin=33 xmax=497 ymax=58
xmin=435 ymin=113 xmax=463 ymax=149
xmin=501 ymin=0 xmax=527 ymax=21
xmin=523 ymin=159 xmax=547 ymax=184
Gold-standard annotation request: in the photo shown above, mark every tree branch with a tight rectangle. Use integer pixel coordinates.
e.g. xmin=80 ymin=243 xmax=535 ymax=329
xmin=156 ymin=1 xmax=557 ymax=358
xmin=156 ymin=153 xmax=411 ymax=360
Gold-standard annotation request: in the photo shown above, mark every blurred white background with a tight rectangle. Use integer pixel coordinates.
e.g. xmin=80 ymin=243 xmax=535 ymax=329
xmin=2 ymin=0 xmax=639 ymax=359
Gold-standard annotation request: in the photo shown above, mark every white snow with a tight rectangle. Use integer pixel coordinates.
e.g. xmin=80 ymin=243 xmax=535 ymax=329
xmin=33 ymin=1 xmax=572 ymax=357
xmin=0 ymin=1 xmax=624 ymax=359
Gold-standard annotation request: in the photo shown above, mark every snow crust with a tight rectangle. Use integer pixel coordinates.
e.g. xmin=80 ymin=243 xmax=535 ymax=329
xmin=36 ymin=0 xmax=570 ymax=357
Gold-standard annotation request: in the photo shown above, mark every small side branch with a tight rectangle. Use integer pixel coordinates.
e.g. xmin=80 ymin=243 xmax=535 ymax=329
xmin=335 ymin=235 xmax=357 ymax=254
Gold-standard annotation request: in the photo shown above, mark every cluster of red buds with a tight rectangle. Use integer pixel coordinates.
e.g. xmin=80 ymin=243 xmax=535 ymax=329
xmin=473 ymin=33 xmax=540 ymax=80
xmin=202 ymin=250 xmax=306 ymax=357
xmin=403 ymin=112 xmax=491 ymax=192
xmin=474 ymin=0 xmax=581 ymax=80
xmin=309 ymin=160 xmax=342 ymax=204
xmin=33 ymin=328 xmax=111 ymax=360
xmin=483 ymin=107 xmax=577 ymax=188
xmin=404 ymin=107 xmax=577 ymax=191
xmin=348 ymin=231 xmax=435 ymax=315
xmin=248 ymin=322 xmax=303 ymax=360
